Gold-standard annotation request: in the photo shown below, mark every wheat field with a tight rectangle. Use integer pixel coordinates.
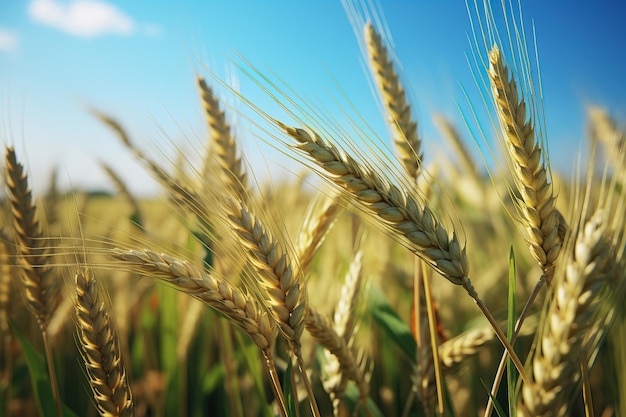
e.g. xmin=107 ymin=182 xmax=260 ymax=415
xmin=1 ymin=2 xmax=625 ymax=417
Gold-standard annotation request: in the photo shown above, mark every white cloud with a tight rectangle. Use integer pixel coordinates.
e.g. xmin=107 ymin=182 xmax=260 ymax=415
xmin=0 ymin=29 xmax=18 ymax=52
xmin=29 ymin=0 xmax=135 ymax=38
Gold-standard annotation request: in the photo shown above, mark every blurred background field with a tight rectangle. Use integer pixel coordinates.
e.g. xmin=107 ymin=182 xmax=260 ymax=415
xmin=1 ymin=1 xmax=626 ymax=417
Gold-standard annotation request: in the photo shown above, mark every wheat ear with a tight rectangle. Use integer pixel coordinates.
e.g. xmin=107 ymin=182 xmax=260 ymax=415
xmin=295 ymin=194 xmax=341 ymax=274
xmin=0 ymin=233 xmax=10 ymax=417
xmin=321 ymin=251 xmax=366 ymax=412
xmin=112 ymin=248 xmax=276 ymax=353
xmin=278 ymin=122 xmax=530 ymax=385
xmin=75 ymin=269 xmax=134 ymax=417
xmin=307 ymin=305 xmax=368 ymax=403
xmin=488 ymin=45 xmax=563 ymax=280
xmin=223 ymin=197 xmax=323 ymax=417
xmin=588 ymin=105 xmax=626 ymax=173
xmin=112 ymin=248 xmax=288 ymax=416
xmin=518 ymin=208 xmax=613 ymax=416
xmin=197 ymin=77 xmax=248 ymax=195
xmin=364 ymin=22 xmax=422 ymax=178
xmin=5 ymin=147 xmax=63 ymax=416
xmin=5 ymin=147 xmax=59 ymax=329
xmin=93 ymin=112 xmax=200 ymax=214
xmin=279 ymin=123 xmax=467 ymax=285
xmin=439 ymin=314 xmax=538 ymax=371
xmin=100 ymin=162 xmax=144 ymax=228
xmin=433 ymin=114 xmax=480 ymax=183
xmin=225 ymin=199 xmax=307 ymax=343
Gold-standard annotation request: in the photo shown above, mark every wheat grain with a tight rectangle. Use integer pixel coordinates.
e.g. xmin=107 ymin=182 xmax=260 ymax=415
xmin=75 ymin=269 xmax=134 ymax=417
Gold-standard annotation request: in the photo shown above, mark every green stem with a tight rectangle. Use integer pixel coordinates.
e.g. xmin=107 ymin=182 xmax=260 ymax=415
xmin=42 ymin=330 xmax=62 ymax=417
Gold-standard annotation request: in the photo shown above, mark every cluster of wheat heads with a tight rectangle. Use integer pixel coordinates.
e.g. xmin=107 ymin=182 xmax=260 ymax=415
xmin=1 ymin=5 xmax=626 ymax=417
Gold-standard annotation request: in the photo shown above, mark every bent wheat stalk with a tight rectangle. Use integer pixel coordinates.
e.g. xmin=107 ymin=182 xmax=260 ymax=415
xmin=112 ymin=248 xmax=287 ymax=416
xmin=277 ymin=122 xmax=530 ymax=385
xmin=5 ymin=146 xmax=62 ymax=417
xmin=5 ymin=147 xmax=59 ymax=329
xmin=75 ymin=269 xmax=134 ymax=417
xmin=223 ymin=197 xmax=321 ymax=417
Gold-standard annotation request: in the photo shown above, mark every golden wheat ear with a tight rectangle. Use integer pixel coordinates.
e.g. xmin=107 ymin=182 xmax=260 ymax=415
xmin=197 ymin=77 xmax=248 ymax=195
xmin=74 ymin=269 xmax=134 ymax=417
xmin=5 ymin=146 xmax=59 ymax=330
xmin=112 ymin=248 xmax=288 ymax=416
xmin=518 ymin=207 xmax=615 ymax=416
xmin=364 ymin=22 xmax=422 ymax=179
xmin=487 ymin=46 xmax=564 ymax=282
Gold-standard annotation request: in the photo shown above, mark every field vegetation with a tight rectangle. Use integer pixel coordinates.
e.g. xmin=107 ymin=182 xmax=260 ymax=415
xmin=0 ymin=2 xmax=625 ymax=417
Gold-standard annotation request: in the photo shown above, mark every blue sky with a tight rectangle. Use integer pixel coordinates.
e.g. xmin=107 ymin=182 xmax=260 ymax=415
xmin=1 ymin=0 xmax=625 ymax=194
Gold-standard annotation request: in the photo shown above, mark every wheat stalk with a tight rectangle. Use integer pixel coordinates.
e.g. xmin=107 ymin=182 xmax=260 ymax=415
xmin=415 ymin=273 xmax=436 ymax=415
xmin=75 ymin=269 xmax=134 ymax=417
xmin=364 ymin=22 xmax=422 ymax=178
xmin=487 ymin=45 xmax=563 ymax=280
xmin=5 ymin=146 xmax=63 ymax=416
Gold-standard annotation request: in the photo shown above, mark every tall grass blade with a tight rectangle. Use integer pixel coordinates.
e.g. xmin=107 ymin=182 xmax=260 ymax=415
xmin=507 ymin=247 xmax=517 ymax=417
